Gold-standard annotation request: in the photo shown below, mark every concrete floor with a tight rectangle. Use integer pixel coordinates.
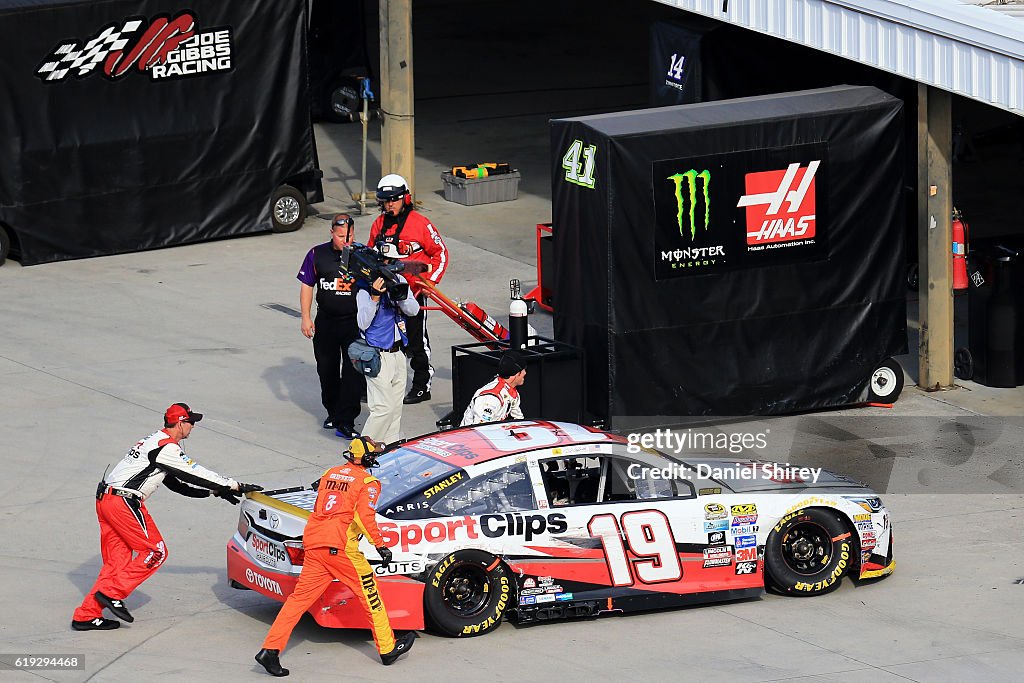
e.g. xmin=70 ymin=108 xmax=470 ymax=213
xmin=1 ymin=2 xmax=1022 ymax=681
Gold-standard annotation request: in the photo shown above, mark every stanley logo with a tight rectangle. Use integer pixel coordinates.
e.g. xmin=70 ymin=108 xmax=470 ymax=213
xmin=667 ymin=169 xmax=710 ymax=240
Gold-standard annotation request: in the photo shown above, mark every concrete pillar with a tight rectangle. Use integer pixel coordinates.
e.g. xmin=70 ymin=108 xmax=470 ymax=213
xmin=379 ymin=0 xmax=415 ymax=197
xmin=917 ymin=84 xmax=954 ymax=389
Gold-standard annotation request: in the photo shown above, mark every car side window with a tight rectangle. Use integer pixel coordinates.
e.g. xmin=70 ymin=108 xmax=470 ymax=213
xmin=541 ymin=456 xmax=676 ymax=506
xmin=429 ymin=462 xmax=536 ymax=516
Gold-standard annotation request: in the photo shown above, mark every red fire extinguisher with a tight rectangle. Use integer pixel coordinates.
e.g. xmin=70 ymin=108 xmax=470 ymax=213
xmin=952 ymin=207 xmax=969 ymax=290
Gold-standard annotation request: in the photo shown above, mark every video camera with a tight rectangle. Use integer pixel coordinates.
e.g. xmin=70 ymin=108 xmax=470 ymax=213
xmin=339 ymin=242 xmax=425 ymax=300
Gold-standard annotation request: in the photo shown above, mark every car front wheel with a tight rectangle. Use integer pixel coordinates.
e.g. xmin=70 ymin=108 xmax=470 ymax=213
xmin=765 ymin=508 xmax=853 ymax=596
xmin=424 ymin=550 xmax=512 ymax=637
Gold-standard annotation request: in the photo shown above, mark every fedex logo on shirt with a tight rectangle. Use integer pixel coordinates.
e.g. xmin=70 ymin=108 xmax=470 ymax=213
xmin=320 ymin=276 xmax=353 ymax=292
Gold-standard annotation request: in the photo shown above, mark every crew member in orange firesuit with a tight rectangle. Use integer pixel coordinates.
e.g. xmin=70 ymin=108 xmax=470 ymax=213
xmin=255 ymin=437 xmax=416 ymax=676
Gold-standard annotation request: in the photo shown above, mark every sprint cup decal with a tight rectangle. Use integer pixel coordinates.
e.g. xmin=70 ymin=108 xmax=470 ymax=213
xmin=36 ymin=10 xmax=233 ymax=82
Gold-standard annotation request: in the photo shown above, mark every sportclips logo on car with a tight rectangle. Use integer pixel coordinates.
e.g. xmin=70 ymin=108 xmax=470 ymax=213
xmin=35 ymin=11 xmax=233 ymax=82
xmin=738 ymin=161 xmax=820 ymax=248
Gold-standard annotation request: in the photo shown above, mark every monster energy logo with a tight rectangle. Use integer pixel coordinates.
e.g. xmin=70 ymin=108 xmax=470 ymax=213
xmin=667 ymin=169 xmax=710 ymax=239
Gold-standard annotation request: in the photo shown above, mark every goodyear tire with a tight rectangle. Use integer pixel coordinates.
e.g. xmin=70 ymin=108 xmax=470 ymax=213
xmin=765 ymin=508 xmax=853 ymax=597
xmin=271 ymin=184 xmax=306 ymax=233
xmin=424 ymin=550 xmax=511 ymax=637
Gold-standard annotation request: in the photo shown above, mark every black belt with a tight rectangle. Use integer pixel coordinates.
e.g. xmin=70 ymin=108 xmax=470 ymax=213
xmin=107 ymin=486 xmax=141 ymax=502
xmin=378 ymin=342 xmax=403 ymax=353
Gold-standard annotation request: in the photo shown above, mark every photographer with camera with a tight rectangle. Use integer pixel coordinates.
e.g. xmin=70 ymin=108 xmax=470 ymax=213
xmin=354 ymin=257 xmax=420 ymax=446
xmin=368 ymin=174 xmax=449 ymax=406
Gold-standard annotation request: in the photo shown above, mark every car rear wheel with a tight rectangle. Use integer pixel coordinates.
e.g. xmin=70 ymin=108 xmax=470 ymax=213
xmin=424 ymin=550 xmax=512 ymax=637
xmin=765 ymin=508 xmax=853 ymax=596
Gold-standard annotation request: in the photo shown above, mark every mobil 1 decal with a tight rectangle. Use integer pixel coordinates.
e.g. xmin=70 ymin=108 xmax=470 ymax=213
xmin=651 ymin=142 xmax=829 ymax=279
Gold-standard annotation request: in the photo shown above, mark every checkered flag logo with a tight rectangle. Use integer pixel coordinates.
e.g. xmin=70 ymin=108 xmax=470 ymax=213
xmin=36 ymin=20 xmax=143 ymax=81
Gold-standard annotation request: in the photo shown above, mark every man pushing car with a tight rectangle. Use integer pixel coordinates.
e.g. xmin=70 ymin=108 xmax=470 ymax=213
xmin=255 ymin=436 xmax=416 ymax=676
xmin=71 ymin=403 xmax=262 ymax=631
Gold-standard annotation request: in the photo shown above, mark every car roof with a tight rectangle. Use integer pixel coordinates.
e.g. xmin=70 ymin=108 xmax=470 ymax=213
xmin=399 ymin=421 xmax=625 ymax=468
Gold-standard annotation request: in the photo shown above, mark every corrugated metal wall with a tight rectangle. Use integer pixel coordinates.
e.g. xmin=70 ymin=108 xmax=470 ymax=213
xmin=656 ymin=0 xmax=1024 ymax=115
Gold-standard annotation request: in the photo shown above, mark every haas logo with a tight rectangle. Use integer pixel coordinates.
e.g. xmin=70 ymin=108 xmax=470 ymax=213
xmin=737 ymin=161 xmax=819 ymax=245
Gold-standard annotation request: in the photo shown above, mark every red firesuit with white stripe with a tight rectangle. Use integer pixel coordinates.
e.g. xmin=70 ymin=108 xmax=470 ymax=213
xmin=460 ymin=376 xmax=523 ymax=426
xmin=262 ymin=461 xmax=396 ymax=654
xmin=369 ymin=208 xmax=448 ymax=295
xmin=71 ymin=430 xmax=237 ymax=622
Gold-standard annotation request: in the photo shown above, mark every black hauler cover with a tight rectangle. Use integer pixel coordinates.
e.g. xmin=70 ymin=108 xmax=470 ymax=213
xmin=0 ymin=0 xmax=318 ymax=265
xmin=551 ymin=86 xmax=907 ymax=424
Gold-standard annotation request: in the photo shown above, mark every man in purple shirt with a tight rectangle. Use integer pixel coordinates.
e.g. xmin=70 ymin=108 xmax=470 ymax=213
xmin=297 ymin=214 xmax=364 ymax=438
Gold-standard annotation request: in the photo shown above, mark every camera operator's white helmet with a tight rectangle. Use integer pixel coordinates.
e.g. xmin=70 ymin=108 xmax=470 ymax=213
xmin=376 ymin=174 xmax=409 ymax=202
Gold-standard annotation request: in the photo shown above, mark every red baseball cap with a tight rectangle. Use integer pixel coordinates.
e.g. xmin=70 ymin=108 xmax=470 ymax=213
xmin=164 ymin=402 xmax=203 ymax=426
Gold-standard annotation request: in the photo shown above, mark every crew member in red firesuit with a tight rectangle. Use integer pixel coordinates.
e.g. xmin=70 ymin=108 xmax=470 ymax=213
xmin=460 ymin=351 xmax=527 ymax=426
xmin=255 ymin=437 xmax=416 ymax=676
xmin=368 ymin=174 xmax=449 ymax=406
xmin=70 ymin=403 xmax=262 ymax=631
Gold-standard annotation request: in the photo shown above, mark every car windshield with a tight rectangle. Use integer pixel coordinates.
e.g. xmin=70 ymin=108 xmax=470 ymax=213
xmin=375 ymin=447 xmax=459 ymax=508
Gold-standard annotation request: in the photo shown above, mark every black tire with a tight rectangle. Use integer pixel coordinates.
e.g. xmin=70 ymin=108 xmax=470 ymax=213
xmin=906 ymin=262 xmax=919 ymax=291
xmin=271 ymin=185 xmax=306 ymax=233
xmin=867 ymin=358 xmax=904 ymax=402
xmin=954 ymin=347 xmax=974 ymax=380
xmin=424 ymin=550 xmax=512 ymax=637
xmin=765 ymin=508 xmax=854 ymax=596
xmin=0 ymin=224 xmax=10 ymax=267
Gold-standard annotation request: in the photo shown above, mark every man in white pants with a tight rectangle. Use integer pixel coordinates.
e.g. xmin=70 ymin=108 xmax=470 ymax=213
xmin=356 ymin=276 xmax=420 ymax=445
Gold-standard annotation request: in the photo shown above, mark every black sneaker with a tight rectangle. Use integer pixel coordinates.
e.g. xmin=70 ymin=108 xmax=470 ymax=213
xmin=255 ymin=648 xmax=289 ymax=677
xmin=71 ymin=617 xmax=120 ymax=631
xmin=380 ymin=631 xmax=417 ymax=665
xmin=403 ymin=388 xmax=431 ymax=405
xmin=322 ymin=418 xmax=334 ymax=430
xmin=335 ymin=424 xmax=360 ymax=439
xmin=95 ymin=591 xmax=133 ymax=623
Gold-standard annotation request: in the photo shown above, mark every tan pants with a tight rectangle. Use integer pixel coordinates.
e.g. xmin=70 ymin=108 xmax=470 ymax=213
xmin=362 ymin=349 xmax=406 ymax=445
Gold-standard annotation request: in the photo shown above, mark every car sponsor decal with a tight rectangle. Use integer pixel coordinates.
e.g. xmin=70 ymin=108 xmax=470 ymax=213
xmin=707 ymin=531 xmax=726 ymax=546
xmin=698 ymin=487 xmax=722 ymax=496
xmin=380 ymin=513 xmax=568 ymax=552
xmin=422 ymin=471 xmax=463 ymax=498
xmin=704 ymin=520 xmax=729 ymax=532
xmin=247 ymin=532 xmax=287 ymax=568
xmin=730 ymin=503 xmax=757 ymax=516
xmin=735 ymin=547 xmax=757 ymax=562
xmin=734 ymin=535 xmax=756 ymax=549
xmin=704 ymin=503 xmax=727 ymax=520
xmin=735 ymin=561 xmax=757 ymax=575
xmin=245 ymin=567 xmax=283 ymax=595
xmin=730 ymin=514 xmax=758 ymax=526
